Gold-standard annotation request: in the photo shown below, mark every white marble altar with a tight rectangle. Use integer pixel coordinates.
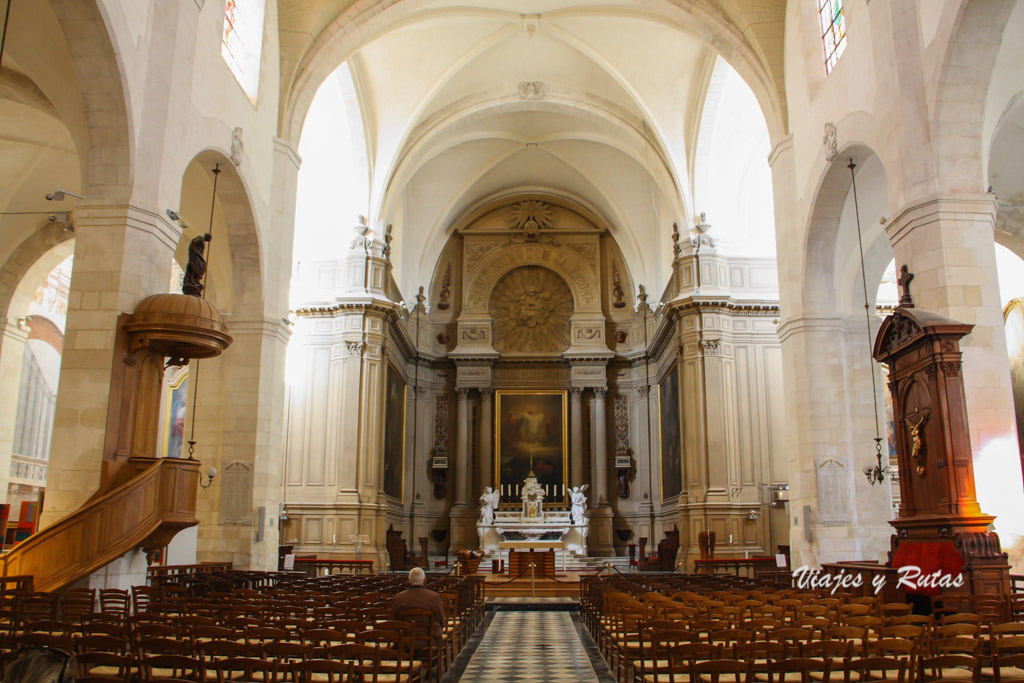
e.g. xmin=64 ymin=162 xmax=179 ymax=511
xmin=477 ymin=477 xmax=589 ymax=556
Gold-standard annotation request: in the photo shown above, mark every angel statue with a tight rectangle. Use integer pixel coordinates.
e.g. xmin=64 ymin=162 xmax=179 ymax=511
xmin=478 ymin=487 xmax=500 ymax=526
xmin=569 ymin=485 xmax=589 ymax=525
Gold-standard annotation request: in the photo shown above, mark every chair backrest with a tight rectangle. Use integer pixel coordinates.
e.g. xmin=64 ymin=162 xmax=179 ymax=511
xmin=691 ymin=658 xmax=755 ymax=683
xmin=210 ymin=656 xmax=275 ymax=683
xmin=843 ymin=656 xmax=908 ymax=683
xmin=77 ymin=651 xmax=131 ymax=683
xmin=291 ymin=659 xmax=352 ymax=683
xmin=918 ymin=654 xmax=978 ymax=683
xmin=773 ymin=657 xmax=833 ymax=683
xmin=142 ymin=653 xmax=204 ymax=682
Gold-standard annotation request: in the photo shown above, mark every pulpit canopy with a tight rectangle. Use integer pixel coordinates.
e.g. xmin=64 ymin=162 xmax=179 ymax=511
xmin=872 ymin=306 xmax=973 ymax=363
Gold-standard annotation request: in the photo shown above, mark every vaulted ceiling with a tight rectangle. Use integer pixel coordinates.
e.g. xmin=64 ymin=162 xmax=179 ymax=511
xmin=282 ymin=0 xmax=784 ymax=298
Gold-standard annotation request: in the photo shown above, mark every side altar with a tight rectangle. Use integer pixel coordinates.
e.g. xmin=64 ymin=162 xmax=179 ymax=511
xmin=476 ymin=474 xmax=589 ymax=557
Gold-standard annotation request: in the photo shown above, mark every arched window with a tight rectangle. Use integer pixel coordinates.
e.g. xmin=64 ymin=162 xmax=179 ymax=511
xmin=221 ymin=0 xmax=265 ymax=102
xmin=819 ymin=0 xmax=847 ymax=74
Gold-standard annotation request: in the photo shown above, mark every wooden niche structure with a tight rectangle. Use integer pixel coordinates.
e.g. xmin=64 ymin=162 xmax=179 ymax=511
xmin=873 ymin=269 xmax=1011 ymax=601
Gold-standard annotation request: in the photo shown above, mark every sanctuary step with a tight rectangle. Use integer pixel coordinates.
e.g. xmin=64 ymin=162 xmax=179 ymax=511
xmin=471 ymin=549 xmax=631 ymax=574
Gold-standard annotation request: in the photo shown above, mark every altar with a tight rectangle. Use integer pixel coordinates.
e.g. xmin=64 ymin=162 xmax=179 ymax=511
xmin=477 ymin=474 xmax=589 ymax=559
xmin=499 ymin=541 xmax=567 ymax=573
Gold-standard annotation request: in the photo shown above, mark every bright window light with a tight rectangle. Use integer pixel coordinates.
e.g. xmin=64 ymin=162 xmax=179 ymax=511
xmin=819 ymin=0 xmax=847 ymax=74
xmin=221 ymin=0 xmax=265 ymax=103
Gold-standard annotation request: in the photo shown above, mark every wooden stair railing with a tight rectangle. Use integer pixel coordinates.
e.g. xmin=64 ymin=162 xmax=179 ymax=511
xmin=1 ymin=456 xmax=201 ymax=592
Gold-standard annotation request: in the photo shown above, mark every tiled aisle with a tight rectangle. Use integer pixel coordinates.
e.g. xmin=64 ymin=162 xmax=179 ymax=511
xmin=455 ymin=611 xmax=601 ymax=683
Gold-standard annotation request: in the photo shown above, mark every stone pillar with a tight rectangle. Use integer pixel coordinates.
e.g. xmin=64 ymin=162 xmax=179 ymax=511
xmin=570 ymin=387 xmax=584 ymax=487
xmin=40 ymin=203 xmax=178 ymax=530
xmin=454 ymin=388 xmax=471 ymax=506
xmin=479 ymin=388 xmax=493 ymax=491
xmin=0 ymin=321 xmax=28 ymax=503
xmin=588 ymin=386 xmax=614 ymax=556
xmin=449 ymin=387 xmax=477 ymax=550
xmin=593 ymin=388 xmax=608 ymax=505
xmin=886 ymin=194 xmax=1024 ymax=565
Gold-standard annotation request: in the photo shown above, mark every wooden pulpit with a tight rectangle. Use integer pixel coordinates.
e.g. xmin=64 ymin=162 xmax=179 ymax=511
xmin=873 ymin=273 xmax=1011 ymax=600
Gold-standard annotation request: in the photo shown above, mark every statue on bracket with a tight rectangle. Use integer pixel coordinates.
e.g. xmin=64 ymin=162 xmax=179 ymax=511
xmin=569 ymin=485 xmax=589 ymax=525
xmin=478 ymin=487 xmax=499 ymax=526
xmin=182 ymin=233 xmax=212 ymax=296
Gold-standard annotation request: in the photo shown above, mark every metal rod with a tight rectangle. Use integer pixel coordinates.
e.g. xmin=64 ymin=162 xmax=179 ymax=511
xmin=187 ymin=164 xmax=222 ymax=459
xmin=199 ymin=164 xmax=221 ymax=299
xmin=848 ymin=159 xmax=881 ymax=442
xmin=529 ymin=562 xmax=535 ymax=600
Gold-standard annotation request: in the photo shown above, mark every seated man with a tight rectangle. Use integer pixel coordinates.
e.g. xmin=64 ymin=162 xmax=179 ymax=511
xmin=390 ymin=566 xmax=445 ymax=646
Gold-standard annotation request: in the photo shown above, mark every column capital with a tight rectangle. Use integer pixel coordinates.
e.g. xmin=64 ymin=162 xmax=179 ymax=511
xmin=456 ymin=387 xmax=471 ymax=400
xmin=570 ymin=387 xmax=584 ymax=398
xmin=72 ymin=201 xmax=181 ymax=253
xmin=885 ymin=193 xmax=997 ymax=248
xmin=479 ymin=387 xmax=493 ymax=398
xmin=273 ymin=137 xmax=303 ymax=169
xmin=593 ymin=387 xmax=608 ymax=398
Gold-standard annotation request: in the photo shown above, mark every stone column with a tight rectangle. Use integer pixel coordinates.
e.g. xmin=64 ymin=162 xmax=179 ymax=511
xmin=454 ymin=388 xmax=471 ymax=506
xmin=886 ymin=194 xmax=1024 ymax=561
xmin=479 ymin=389 xmax=493 ymax=491
xmin=40 ymin=203 xmax=178 ymax=530
xmin=593 ymin=388 xmax=608 ymax=505
xmin=570 ymin=387 xmax=584 ymax=487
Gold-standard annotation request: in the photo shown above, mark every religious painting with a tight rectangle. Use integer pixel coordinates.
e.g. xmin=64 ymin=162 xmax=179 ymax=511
xmin=383 ymin=363 xmax=407 ymax=501
xmin=1004 ymin=299 xmax=1024 ymax=461
xmin=882 ymin=365 xmax=897 ymax=459
xmin=659 ymin=363 xmax=683 ymax=501
xmin=161 ymin=369 xmax=189 ymax=459
xmin=495 ymin=391 xmax=567 ymax=501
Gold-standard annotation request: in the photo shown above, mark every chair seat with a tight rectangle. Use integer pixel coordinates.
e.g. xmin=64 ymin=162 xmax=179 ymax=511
xmin=644 ymin=673 xmax=691 ymax=683
xmin=982 ymin=667 xmax=1024 ymax=679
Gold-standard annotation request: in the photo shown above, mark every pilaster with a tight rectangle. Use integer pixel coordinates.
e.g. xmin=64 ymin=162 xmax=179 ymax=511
xmin=41 ymin=202 xmax=178 ymax=530
xmin=0 ymin=321 xmax=29 ymax=503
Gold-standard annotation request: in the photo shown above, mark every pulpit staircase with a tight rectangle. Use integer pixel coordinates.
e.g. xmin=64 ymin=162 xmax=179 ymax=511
xmin=0 ymin=457 xmax=201 ymax=592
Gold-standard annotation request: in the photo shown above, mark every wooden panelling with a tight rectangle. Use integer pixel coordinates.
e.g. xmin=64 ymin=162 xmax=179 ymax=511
xmin=1 ymin=457 xmax=200 ymax=592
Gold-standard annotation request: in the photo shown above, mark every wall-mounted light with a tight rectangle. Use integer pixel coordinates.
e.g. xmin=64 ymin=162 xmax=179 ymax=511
xmin=199 ymin=466 xmax=217 ymax=489
xmin=45 ymin=190 xmax=86 ymax=201
xmin=747 ymin=509 xmax=760 ymax=520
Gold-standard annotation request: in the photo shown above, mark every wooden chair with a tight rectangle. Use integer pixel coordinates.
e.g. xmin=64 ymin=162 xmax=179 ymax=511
xmin=141 ymin=653 xmax=205 ymax=683
xmin=394 ymin=607 xmax=444 ymax=683
xmin=842 ymin=657 xmax=908 ymax=683
xmin=77 ymin=651 xmax=132 ymax=683
xmin=209 ymin=656 xmax=275 ymax=683
xmin=771 ymin=657 xmax=834 ymax=683
xmin=691 ymin=658 xmax=755 ymax=683
xmin=917 ymin=655 xmax=979 ymax=683
xmin=291 ymin=659 xmax=353 ymax=683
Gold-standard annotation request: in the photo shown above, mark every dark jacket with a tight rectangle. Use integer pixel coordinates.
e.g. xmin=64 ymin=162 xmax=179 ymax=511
xmin=390 ymin=585 xmax=446 ymax=644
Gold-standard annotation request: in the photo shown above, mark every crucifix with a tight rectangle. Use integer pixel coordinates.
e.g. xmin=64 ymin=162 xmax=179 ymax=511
xmin=897 ymin=265 xmax=915 ymax=307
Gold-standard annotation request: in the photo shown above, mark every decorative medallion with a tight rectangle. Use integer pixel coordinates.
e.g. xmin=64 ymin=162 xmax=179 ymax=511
xmin=509 ymin=200 xmax=553 ymax=240
xmin=489 ymin=266 xmax=573 ymax=353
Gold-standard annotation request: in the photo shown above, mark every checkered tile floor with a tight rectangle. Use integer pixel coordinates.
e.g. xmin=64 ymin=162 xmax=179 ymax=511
xmin=456 ymin=611 xmax=599 ymax=682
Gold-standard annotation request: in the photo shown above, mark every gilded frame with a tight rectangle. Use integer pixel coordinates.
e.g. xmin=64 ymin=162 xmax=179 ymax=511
xmin=382 ymin=361 xmax=407 ymax=502
xmin=494 ymin=390 xmax=568 ymax=506
xmin=160 ymin=368 xmax=189 ymax=459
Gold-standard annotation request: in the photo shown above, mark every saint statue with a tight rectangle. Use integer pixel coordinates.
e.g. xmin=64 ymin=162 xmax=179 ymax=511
xmin=182 ymin=233 xmax=212 ymax=296
xmin=569 ymin=485 xmax=588 ymax=525
xmin=478 ymin=487 xmax=499 ymax=526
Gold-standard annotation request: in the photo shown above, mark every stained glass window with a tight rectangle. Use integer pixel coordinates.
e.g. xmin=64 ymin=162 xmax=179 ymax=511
xmin=819 ymin=0 xmax=847 ymax=74
xmin=221 ymin=0 xmax=265 ymax=102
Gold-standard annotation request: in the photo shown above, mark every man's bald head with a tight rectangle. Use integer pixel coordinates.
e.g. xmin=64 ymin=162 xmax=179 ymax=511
xmin=409 ymin=567 xmax=426 ymax=585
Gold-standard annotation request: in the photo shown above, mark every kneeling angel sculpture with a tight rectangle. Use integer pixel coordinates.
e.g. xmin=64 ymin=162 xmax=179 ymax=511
xmin=569 ymin=485 xmax=589 ymax=525
xmin=478 ymin=487 xmax=500 ymax=526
